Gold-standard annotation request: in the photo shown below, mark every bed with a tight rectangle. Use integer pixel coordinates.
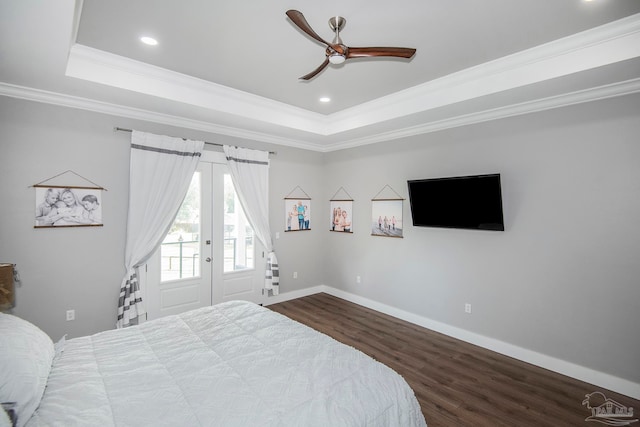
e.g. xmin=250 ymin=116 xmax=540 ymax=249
xmin=1 ymin=300 xmax=427 ymax=427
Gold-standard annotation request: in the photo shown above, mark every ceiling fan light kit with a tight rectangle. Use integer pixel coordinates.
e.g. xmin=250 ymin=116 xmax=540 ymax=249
xmin=328 ymin=53 xmax=346 ymax=65
xmin=286 ymin=9 xmax=416 ymax=80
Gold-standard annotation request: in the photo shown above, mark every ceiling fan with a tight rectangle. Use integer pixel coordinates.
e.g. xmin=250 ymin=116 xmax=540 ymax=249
xmin=286 ymin=10 xmax=417 ymax=80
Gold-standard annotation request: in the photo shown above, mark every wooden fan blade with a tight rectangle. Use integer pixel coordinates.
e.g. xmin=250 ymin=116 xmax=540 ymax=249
xmin=300 ymin=58 xmax=330 ymax=80
xmin=347 ymin=47 xmax=416 ymax=59
xmin=286 ymin=10 xmax=331 ymax=47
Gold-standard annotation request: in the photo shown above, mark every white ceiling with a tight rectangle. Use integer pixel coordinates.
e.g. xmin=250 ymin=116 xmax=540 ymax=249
xmin=1 ymin=0 xmax=640 ymax=151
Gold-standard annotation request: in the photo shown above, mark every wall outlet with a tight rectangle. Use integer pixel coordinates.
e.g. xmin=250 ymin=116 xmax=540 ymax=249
xmin=356 ymin=275 xmax=361 ymax=283
xmin=66 ymin=309 xmax=75 ymax=321
xmin=293 ymin=271 xmax=298 ymax=279
xmin=464 ymin=303 xmax=472 ymax=314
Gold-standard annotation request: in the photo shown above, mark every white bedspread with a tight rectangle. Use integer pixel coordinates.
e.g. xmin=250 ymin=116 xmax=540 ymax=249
xmin=27 ymin=300 xmax=427 ymax=426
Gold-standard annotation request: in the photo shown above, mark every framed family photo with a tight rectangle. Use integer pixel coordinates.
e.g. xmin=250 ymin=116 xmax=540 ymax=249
xmin=330 ymin=200 xmax=353 ymax=233
xmin=371 ymin=199 xmax=403 ymax=238
xmin=35 ymin=186 xmax=103 ymax=228
xmin=284 ymin=198 xmax=311 ymax=231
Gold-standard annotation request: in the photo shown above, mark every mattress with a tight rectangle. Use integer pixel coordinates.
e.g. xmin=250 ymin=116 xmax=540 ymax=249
xmin=26 ymin=300 xmax=427 ymax=426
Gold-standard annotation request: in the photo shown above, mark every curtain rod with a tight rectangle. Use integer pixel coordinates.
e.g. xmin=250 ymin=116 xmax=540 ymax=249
xmin=113 ymin=127 xmax=276 ymax=155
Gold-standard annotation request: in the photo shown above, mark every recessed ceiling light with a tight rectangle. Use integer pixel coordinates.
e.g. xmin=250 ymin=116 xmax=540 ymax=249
xmin=140 ymin=36 xmax=158 ymax=46
xmin=319 ymin=97 xmax=331 ymax=103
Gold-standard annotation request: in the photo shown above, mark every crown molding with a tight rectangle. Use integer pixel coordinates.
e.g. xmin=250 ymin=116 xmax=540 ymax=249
xmin=0 ymin=82 xmax=321 ymax=150
xmin=2 ymin=77 xmax=639 ymax=153
xmin=326 ymin=13 xmax=640 ymax=134
xmin=63 ymin=14 xmax=640 ymax=140
xmin=66 ymin=44 xmax=331 ymax=135
xmin=323 ymin=78 xmax=640 ymax=151
xmin=2 ymin=14 xmax=639 ymax=152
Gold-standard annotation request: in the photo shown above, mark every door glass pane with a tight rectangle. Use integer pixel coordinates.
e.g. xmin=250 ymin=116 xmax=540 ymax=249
xmin=160 ymin=172 xmax=201 ymax=282
xmin=223 ymin=174 xmax=254 ymax=272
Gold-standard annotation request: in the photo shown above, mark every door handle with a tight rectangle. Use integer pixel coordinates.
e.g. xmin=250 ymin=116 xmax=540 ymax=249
xmin=205 ymin=257 xmax=212 ymax=262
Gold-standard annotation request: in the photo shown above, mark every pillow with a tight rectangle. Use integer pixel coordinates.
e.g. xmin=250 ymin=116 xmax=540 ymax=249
xmin=0 ymin=314 xmax=54 ymax=427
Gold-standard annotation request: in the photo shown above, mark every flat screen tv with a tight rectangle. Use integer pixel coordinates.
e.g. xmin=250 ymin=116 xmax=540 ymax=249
xmin=407 ymin=174 xmax=505 ymax=231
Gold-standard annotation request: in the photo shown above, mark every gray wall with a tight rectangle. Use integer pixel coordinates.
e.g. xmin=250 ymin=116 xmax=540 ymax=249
xmin=322 ymin=93 xmax=640 ymax=384
xmin=0 ymin=96 xmax=326 ymax=339
xmin=1 ymin=92 xmax=639 ymax=386
xmin=0 ymin=99 xmax=129 ymax=338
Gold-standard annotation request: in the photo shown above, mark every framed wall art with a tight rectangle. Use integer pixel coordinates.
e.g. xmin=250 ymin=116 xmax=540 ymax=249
xmin=284 ymin=186 xmax=311 ymax=232
xmin=371 ymin=185 xmax=403 ymax=238
xmin=330 ymin=200 xmax=353 ymax=233
xmin=330 ymin=187 xmax=354 ymax=233
xmin=35 ymin=187 xmax=103 ymax=228
xmin=33 ymin=171 xmax=105 ymax=229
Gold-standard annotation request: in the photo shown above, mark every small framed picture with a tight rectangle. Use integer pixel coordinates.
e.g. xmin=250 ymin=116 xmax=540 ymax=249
xmin=371 ymin=199 xmax=402 ymax=238
xmin=35 ymin=187 xmax=103 ymax=228
xmin=330 ymin=200 xmax=353 ymax=233
xmin=285 ymin=198 xmax=311 ymax=231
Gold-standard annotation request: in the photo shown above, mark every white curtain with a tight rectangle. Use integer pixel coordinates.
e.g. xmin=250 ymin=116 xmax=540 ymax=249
xmin=223 ymin=145 xmax=279 ymax=296
xmin=117 ymin=131 xmax=204 ymax=328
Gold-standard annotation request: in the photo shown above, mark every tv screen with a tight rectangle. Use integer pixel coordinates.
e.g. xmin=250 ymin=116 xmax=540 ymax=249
xmin=407 ymin=174 xmax=505 ymax=231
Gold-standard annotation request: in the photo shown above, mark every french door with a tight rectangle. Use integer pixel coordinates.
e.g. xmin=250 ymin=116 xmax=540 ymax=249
xmin=144 ymin=152 xmax=265 ymax=321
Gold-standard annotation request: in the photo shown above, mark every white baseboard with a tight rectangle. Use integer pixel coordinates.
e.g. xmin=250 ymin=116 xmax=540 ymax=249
xmin=271 ymin=285 xmax=640 ymax=400
xmin=261 ymin=285 xmax=325 ymax=306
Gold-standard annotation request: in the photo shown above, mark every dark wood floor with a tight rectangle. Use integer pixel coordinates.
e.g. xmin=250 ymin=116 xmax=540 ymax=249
xmin=268 ymin=293 xmax=639 ymax=427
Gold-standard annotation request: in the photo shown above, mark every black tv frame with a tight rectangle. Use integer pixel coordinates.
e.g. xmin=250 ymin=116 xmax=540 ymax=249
xmin=407 ymin=173 xmax=505 ymax=231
